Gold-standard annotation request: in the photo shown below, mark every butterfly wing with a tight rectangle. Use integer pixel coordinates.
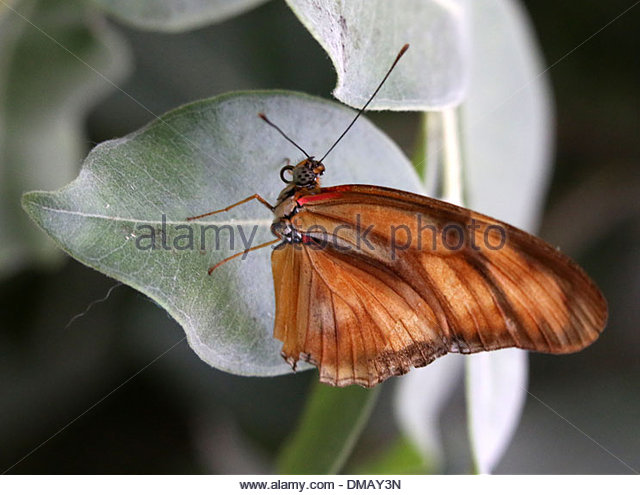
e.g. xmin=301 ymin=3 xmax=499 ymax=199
xmin=272 ymin=241 xmax=449 ymax=387
xmin=271 ymin=185 xmax=607 ymax=387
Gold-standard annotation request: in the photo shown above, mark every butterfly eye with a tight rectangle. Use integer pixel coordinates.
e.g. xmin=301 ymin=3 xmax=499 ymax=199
xmin=279 ymin=165 xmax=295 ymax=183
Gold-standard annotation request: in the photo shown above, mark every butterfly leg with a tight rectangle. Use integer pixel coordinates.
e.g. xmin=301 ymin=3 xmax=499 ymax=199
xmin=186 ymin=193 xmax=274 ymax=221
xmin=207 ymin=238 xmax=280 ymax=274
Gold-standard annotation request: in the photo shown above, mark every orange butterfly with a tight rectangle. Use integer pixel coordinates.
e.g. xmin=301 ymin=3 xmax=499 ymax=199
xmin=188 ymin=45 xmax=607 ymax=387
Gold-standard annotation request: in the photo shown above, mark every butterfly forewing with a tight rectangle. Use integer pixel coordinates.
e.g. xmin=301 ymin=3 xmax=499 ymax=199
xmin=271 ymin=185 xmax=607 ymax=387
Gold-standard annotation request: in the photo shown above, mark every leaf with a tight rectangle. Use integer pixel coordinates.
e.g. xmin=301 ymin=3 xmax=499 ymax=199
xmin=463 ymin=0 xmax=553 ymax=231
xmin=466 ymin=350 xmax=528 ymax=474
xmin=462 ymin=0 xmax=553 ymax=474
xmin=0 ymin=0 xmax=129 ymax=278
xmin=277 ymin=382 xmax=380 ymax=474
xmin=90 ymin=0 xmax=270 ymax=33
xmin=23 ymin=91 xmax=424 ymax=377
xmin=394 ymin=355 xmax=464 ymax=472
xmin=285 ymin=0 xmax=469 ymax=110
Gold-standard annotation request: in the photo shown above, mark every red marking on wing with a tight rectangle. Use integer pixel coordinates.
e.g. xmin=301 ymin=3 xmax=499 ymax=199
xmin=300 ymin=233 xmax=316 ymax=244
xmin=296 ymin=191 xmax=344 ymax=206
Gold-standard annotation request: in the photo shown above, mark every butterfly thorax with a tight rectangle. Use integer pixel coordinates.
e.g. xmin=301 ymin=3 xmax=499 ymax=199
xmin=271 ymin=158 xmax=325 ymax=243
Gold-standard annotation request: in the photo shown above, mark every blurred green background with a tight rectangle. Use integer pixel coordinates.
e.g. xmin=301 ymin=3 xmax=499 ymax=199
xmin=0 ymin=0 xmax=638 ymax=474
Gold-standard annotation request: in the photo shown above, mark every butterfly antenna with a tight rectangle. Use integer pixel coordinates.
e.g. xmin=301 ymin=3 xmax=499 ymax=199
xmin=319 ymin=43 xmax=409 ymax=164
xmin=258 ymin=113 xmax=311 ymax=159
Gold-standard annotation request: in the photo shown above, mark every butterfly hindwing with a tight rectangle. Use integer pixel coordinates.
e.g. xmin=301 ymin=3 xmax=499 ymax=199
xmin=272 ymin=241 xmax=450 ymax=387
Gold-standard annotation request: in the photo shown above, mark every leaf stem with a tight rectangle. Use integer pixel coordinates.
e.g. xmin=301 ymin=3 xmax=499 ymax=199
xmin=276 ymin=380 xmax=381 ymax=474
xmin=416 ymin=107 xmax=466 ymax=205
xmin=440 ymin=107 xmax=465 ymax=206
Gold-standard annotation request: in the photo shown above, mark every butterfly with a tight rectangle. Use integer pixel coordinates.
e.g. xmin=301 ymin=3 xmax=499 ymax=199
xmin=188 ymin=45 xmax=607 ymax=387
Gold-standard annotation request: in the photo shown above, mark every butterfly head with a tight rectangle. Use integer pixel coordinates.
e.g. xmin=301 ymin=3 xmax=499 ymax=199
xmin=280 ymin=158 xmax=325 ymax=188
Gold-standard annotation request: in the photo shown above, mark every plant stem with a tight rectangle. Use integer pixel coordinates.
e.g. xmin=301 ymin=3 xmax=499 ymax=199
xmin=276 ymin=380 xmax=381 ymax=474
xmin=417 ymin=107 xmax=466 ymax=205
xmin=440 ymin=107 xmax=465 ymax=206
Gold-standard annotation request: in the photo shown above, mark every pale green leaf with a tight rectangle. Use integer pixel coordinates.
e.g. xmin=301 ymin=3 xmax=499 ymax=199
xmin=463 ymin=0 xmax=553 ymax=231
xmin=23 ymin=91 xmax=423 ymax=377
xmin=466 ymin=349 xmax=528 ymax=474
xmin=0 ymin=0 xmax=129 ymax=277
xmin=394 ymin=354 xmax=464 ymax=472
xmin=91 ymin=0 xmax=270 ymax=32
xmin=285 ymin=0 xmax=469 ymax=110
